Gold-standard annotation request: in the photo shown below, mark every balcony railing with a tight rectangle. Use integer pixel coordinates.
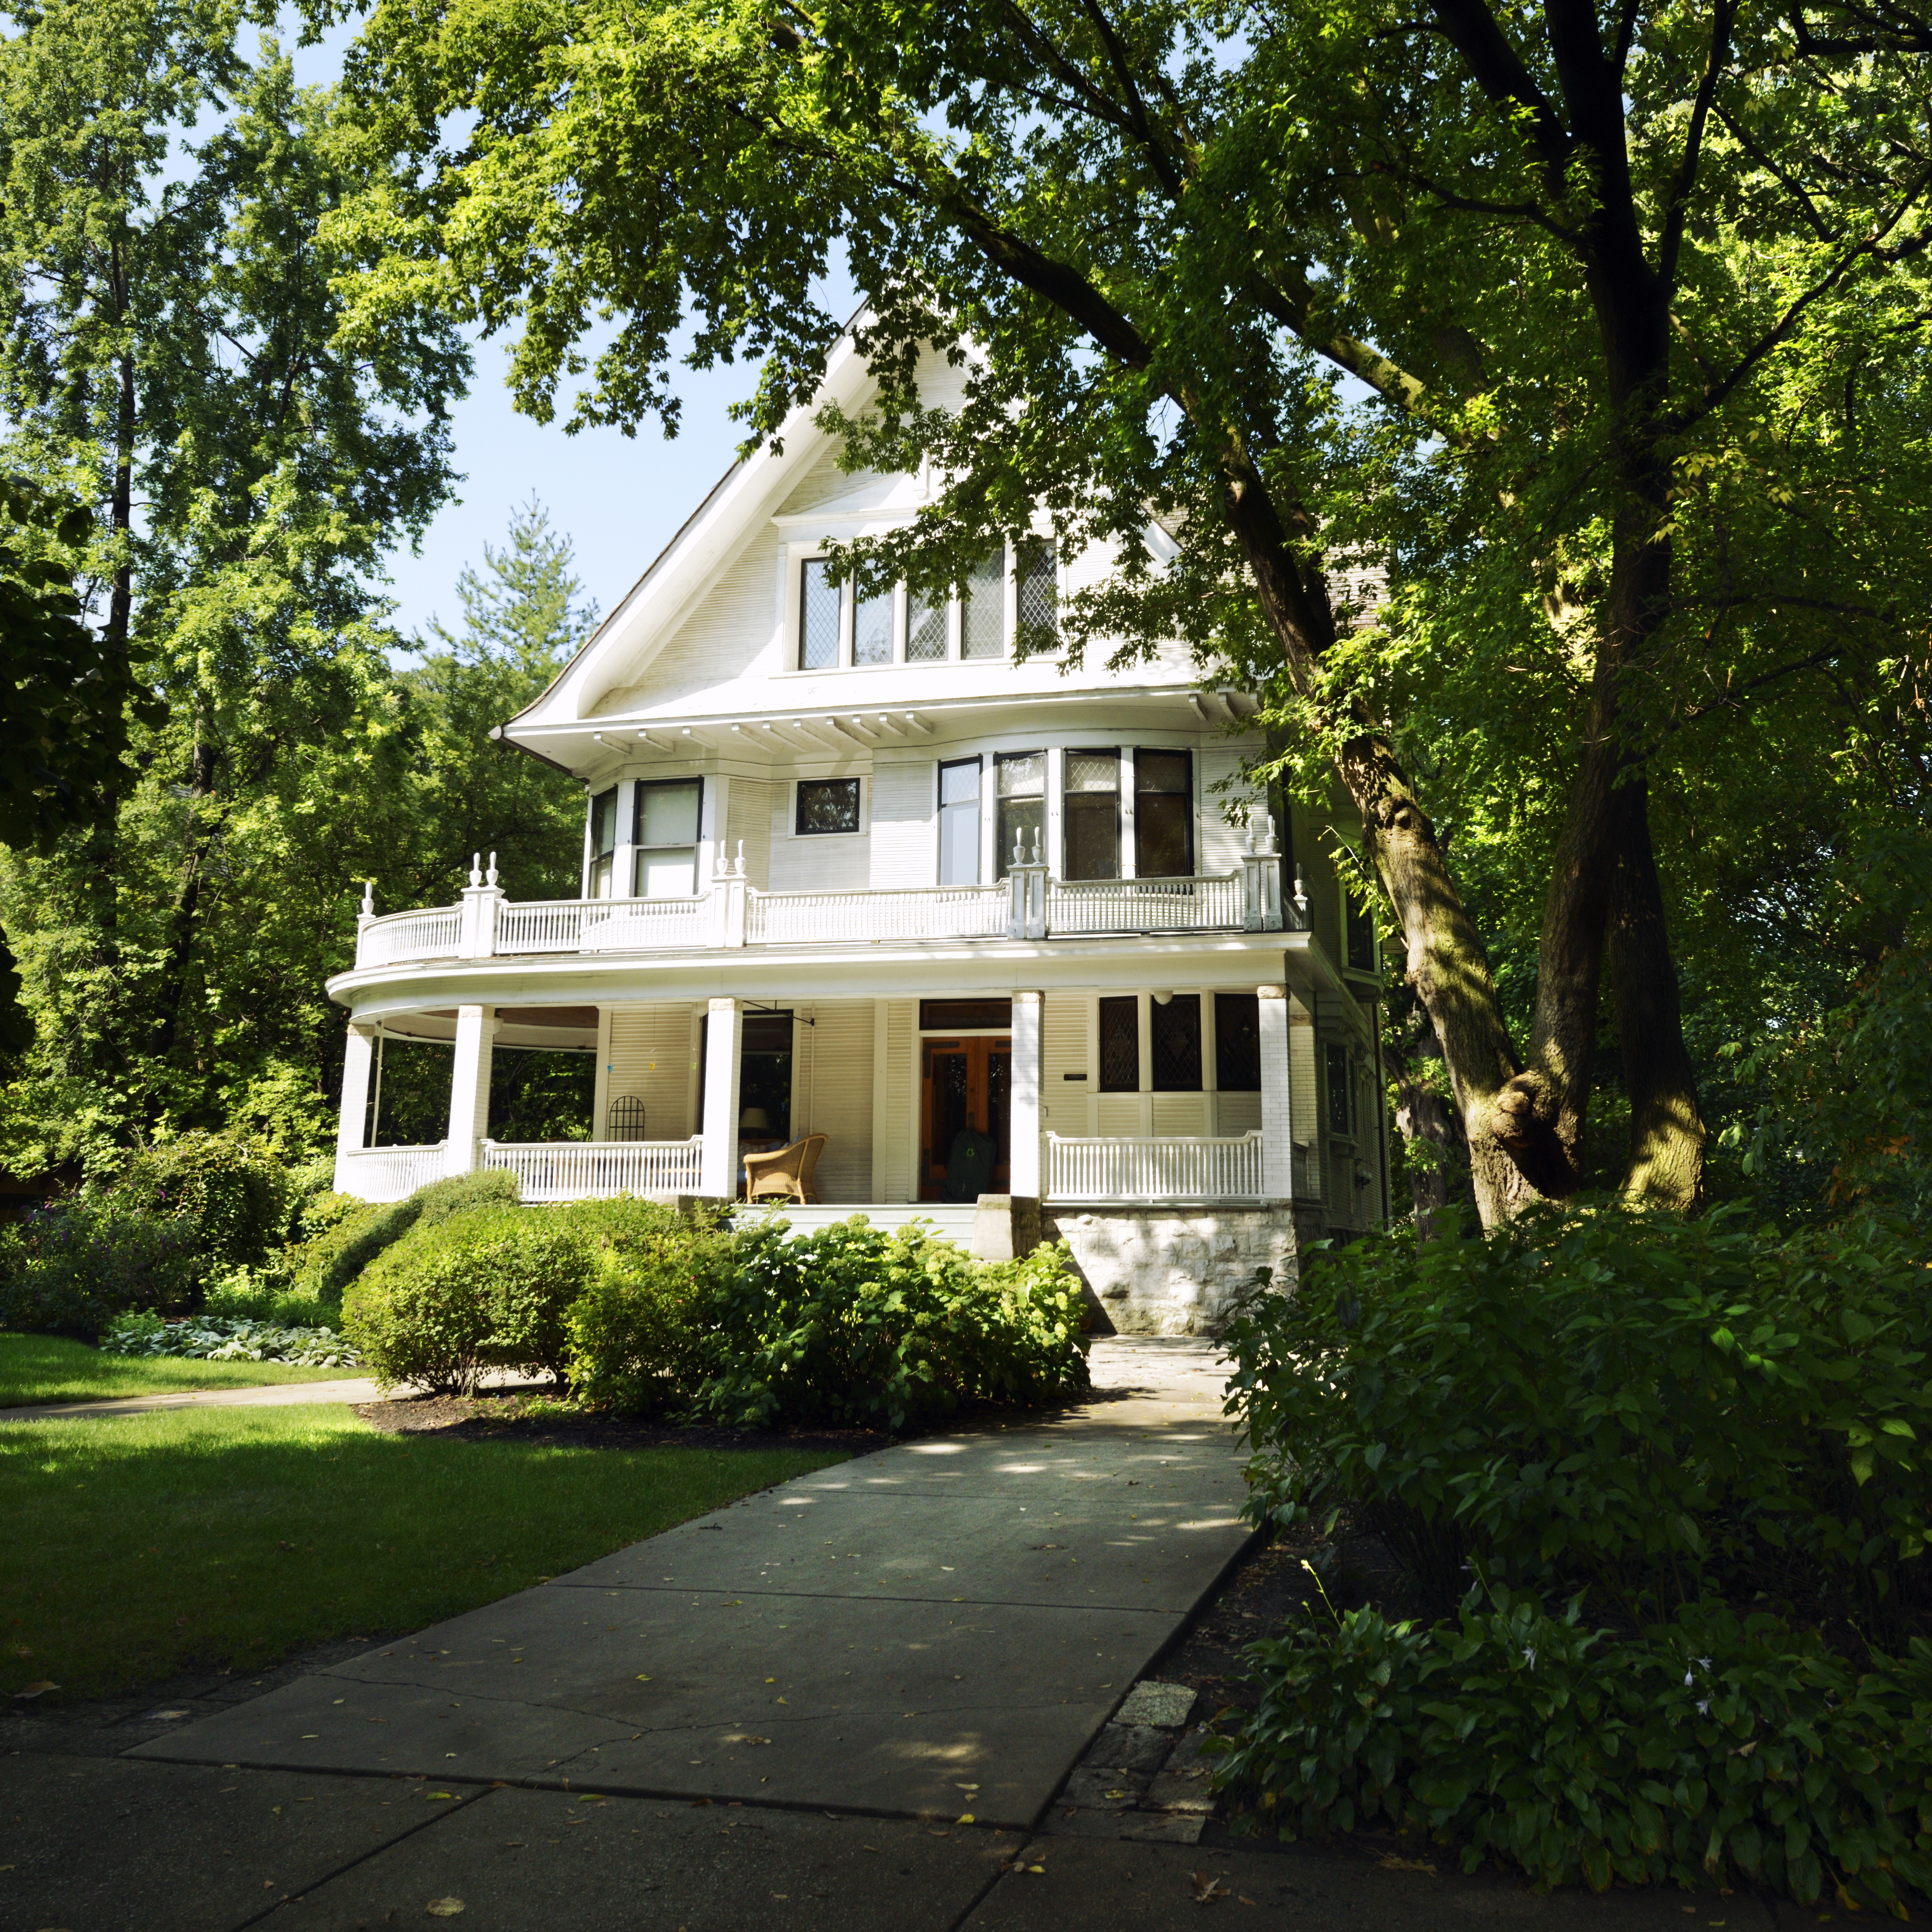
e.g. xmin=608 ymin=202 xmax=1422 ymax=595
xmin=353 ymin=848 xmax=1301 ymax=970
xmin=481 ymin=1137 xmax=704 ymax=1202
xmin=333 ymin=1142 xmax=448 ymax=1201
xmin=1045 ymin=1130 xmax=1265 ymax=1203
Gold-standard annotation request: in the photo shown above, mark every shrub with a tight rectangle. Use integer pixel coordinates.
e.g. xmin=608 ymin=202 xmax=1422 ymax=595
xmin=560 ymin=1199 xmax=731 ymax=1415
xmin=111 ymin=1132 xmax=292 ymax=1285
xmin=1210 ymin=1590 xmax=1932 ymax=1909
xmin=683 ymin=1218 xmax=1089 ymax=1429
xmin=296 ymin=1167 xmax=519 ymax=1301
xmin=0 ymin=1197 xmax=202 ymax=1337
xmin=342 ymin=1204 xmax=594 ymax=1393
xmin=1222 ymin=1204 xmax=1932 ymax=1631
xmin=202 ymin=1265 xmax=333 ymax=1329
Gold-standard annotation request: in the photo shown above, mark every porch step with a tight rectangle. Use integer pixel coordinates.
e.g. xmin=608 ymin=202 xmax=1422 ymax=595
xmin=736 ymin=1202 xmax=981 ymax=1242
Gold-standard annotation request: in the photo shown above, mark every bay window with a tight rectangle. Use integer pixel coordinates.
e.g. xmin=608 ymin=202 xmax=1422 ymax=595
xmin=1134 ymin=749 xmax=1193 ymax=876
xmin=1063 ymin=749 xmax=1120 ymax=880
xmin=938 ymin=757 xmax=982 ymax=884
xmin=588 ymin=786 xmax=618 ymax=898
xmin=995 ymin=750 xmax=1045 ymax=875
xmin=633 ymin=778 xmax=702 ymax=897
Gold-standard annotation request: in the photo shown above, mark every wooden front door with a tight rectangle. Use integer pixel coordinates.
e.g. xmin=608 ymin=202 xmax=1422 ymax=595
xmin=920 ymin=1037 xmax=1011 ymax=1201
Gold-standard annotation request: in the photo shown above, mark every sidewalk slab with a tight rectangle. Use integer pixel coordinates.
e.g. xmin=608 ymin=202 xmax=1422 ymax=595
xmin=128 ymin=1341 xmax=1253 ymax=1831
xmin=0 ymin=1750 xmax=492 ymax=1932
xmin=265 ymin=1785 xmax=1019 ymax=1932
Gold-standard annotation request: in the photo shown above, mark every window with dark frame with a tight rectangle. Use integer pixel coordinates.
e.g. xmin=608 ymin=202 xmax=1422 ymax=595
xmin=995 ymin=750 xmax=1045 ymax=875
xmin=632 ymin=778 xmax=703 ymax=897
xmin=1346 ymin=894 xmax=1377 ymax=971
xmin=1215 ymin=993 xmax=1262 ymax=1091
xmin=1134 ymin=749 xmax=1193 ymax=877
xmin=938 ymin=756 xmax=982 ymax=885
xmin=919 ymin=998 xmax=1012 ymax=1031
xmin=795 ymin=777 xmax=861 ymax=835
xmin=588 ymin=786 xmax=618 ymax=899
xmin=1063 ymin=749 xmax=1120 ymax=880
xmin=1151 ymin=994 xmax=1203 ymax=1091
xmin=1325 ymin=1041 xmax=1353 ymax=1134
xmin=799 ymin=558 xmax=842 ymax=669
xmin=1098 ymin=996 xmax=1139 ymax=1091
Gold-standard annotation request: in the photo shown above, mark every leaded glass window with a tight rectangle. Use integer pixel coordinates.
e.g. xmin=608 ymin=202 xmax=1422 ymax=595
xmin=799 ymin=559 xmax=841 ymax=669
xmin=995 ymin=750 xmax=1044 ymax=875
xmin=1016 ymin=540 xmax=1057 ymax=653
xmin=1099 ymin=996 xmax=1139 ymax=1091
xmin=961 ymin=546 xmax=1006 ymax=659
xmin=854 ymin=588 xmax=894 ymax=665
xmin=1151 ymin=994 xmax=1202 ymax=1091
xmin=1063 ymin=749 xmax=1120 ymax=880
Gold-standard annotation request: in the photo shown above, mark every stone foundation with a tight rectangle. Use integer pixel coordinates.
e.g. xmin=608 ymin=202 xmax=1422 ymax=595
xmin=1042 ymin=1205 xmax=1301 ymax=1336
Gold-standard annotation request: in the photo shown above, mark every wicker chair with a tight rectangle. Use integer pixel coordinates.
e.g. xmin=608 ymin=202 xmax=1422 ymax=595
xmin=743 ymin=1133 xmax=827 ymax=1205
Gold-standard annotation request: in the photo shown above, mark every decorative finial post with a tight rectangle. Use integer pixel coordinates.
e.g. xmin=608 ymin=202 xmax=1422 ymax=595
xmin=485 ymin=851 xmax=498 ymax=887
xmin=359 ymin=879 xmax=375 ymax=922
xmin=468 ymin=852 xmax=483 ymax=888
xmin=735 ymin=839 xmax=746 ymax=877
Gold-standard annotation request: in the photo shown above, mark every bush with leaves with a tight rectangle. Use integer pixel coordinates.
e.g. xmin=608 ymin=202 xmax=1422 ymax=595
xmin=342 ymin=1203 xmax=594 ymax=1393
xmin=1223 ymin=1204 xmax=1932 ymax=1633
xmin=0 ymin=1196 xmax=202 ymax=1337
xmin=683 ymin=1218 xmax=1089 ymax=1430
xmin=108 ymin=1132 xmax=293 ymax=1289
xmin=296 ymin=1167 xmax=519 ymax=1301
xmin=1210 ymin=1589 xmax=1932 ymax=1908
xmin=560 ymin=1198 xmax=732 ymax=1415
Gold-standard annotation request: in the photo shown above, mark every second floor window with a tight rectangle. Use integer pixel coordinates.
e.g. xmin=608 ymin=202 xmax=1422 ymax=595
xmin=939 ymin=756 xmax=981 ymax=884
xmin=1063 ymin=749 xmax=1120 ymax=880
xmin=588 ymin=786 xmax=618 ymax=899
xmin=634 ymin=778 xmax=702 ymax=897
xmin=962 ymin=547 xmax=1006 ymax=659
xmin=854 ymin=586 xmax=893 ymax=666
xmin=797 ymin=777 xmax=862 ymax=834
xmin=1135 ymin=749 xmax=1194 ymax=877
xmin=800 ymin=559 xmax=841 ymax=670
xmin=996 ymin=750 xmax=1045 ymax=874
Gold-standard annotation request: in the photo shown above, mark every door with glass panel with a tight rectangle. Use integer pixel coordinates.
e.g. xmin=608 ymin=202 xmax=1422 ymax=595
xmin=920 ymin=1037 xmax=1012 ymax=1201
xmin=633 ymin=779 xmax=702 ymax=896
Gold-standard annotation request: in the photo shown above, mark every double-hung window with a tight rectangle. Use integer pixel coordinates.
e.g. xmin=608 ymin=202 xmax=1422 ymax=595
xmin=938 ymin=757 xmax=981 ymax=884
xmin=633 ymin=778 xmax=702 ymax=897
xmin=995 ymin=751 xmax=1045 ymax=875
xmin=1134 ymin=749 xmax=1193 ymax=877
xmin=1063 ymin=749 xmax=1120 ymax=880
xmin=588 ymin=787 xmax=618 ymax=899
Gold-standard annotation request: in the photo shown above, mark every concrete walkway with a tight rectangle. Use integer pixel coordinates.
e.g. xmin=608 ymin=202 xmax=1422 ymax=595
xmin=0 ymin=1340 xmax=1786 ymax=1930
xmin=0 ymin=1368 xmax=543 ymax=1424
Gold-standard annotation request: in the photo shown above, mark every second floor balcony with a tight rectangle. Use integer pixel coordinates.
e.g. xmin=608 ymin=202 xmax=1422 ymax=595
xmin=353 ymin=841 xmax=1305 ymax=972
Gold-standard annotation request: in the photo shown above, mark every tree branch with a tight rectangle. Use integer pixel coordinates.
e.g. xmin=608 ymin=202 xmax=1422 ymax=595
xmin=1657 ymin=0 xmax=1737 ymax=294
xmin=1427 ymin=0 xmax=1574 ymax=190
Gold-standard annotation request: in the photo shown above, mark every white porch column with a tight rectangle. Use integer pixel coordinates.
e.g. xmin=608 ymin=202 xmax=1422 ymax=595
xmin=445 ymin=1003 xmax=496 ymax=1176
xmin=1258 ymin=983 xmax=1295 ymax=1199
xmin=1009 ymin=989 xmax=1043 ymax=1200
xmin=698 ymin=997 xmax=743 ymax=1199
xmin=335 ymin=1022 xmax=376 ymax=1183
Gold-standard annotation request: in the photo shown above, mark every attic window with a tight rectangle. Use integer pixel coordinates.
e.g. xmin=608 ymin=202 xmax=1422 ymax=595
xmin=800 ymin=559 xmax=841 ymax=670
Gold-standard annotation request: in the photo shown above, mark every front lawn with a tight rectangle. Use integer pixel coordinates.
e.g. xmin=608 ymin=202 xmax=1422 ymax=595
xmin=1 ymin=1403 xmax=846 ymax=1697
xmin=0 ymin=1333 xmax=354 ymax=1408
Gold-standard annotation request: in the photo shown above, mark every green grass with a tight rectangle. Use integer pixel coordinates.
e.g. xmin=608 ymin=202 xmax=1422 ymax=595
xmin=0 ymin=1404 xmax=847 ymax=1696
xmin=0 ymin=1332 xmax=356 ymax=1408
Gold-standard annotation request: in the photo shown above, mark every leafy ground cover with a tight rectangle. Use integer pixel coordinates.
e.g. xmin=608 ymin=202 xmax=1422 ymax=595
xmin=0 ymin=1333 xmax=353 ymax=1408
xmin=1 ymin=1403 xmax=846 ymax=1696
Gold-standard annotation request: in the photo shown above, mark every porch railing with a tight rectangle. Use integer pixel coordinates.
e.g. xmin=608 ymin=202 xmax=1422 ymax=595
xmin=1045 ymin=1130 xmax=1265 ymax=1203
xmin=334 ymin=1142 xmax=448 ymax=1201
xmin=354 ymin=863 xmax=1297 ymax=969
xmin=481 ymin=1137 xmax=704 ymax=1202
xmin=746 ymin=881 xmax=1008 ymax=945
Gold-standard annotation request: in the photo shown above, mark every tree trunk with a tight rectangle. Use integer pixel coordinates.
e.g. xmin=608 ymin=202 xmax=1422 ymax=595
xmin=1386 ymin=991 xmax=1479 ymax=1236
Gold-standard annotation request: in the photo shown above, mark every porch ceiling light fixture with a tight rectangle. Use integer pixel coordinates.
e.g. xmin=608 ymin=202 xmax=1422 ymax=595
xmin=1153 ymin=991 xmax=1174 ymax=1005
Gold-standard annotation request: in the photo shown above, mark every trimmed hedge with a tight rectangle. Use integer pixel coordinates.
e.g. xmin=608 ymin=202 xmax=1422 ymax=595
xmin=296 ymin=1168 xmax=519 ymax=1302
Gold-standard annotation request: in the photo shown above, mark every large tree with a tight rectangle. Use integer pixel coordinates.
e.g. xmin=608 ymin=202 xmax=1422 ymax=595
xmin=326 ymin=0 xmax=1932 ymax=1220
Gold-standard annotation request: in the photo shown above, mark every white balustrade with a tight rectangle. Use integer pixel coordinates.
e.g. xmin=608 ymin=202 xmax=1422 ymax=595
xmin=356 ymin=908 xmax=462 ymax=968
xmin=1045 ymin=874 xmax=1245 ymax=934
xmin=353 ymin=874 xmax=1250 ymax=966
xmin=481 ymin=1137 xmax=705 ymax=1202
xmin=747 ymin=882 xmax=1008 ymax=945
xmin=334 ymin=1143 xmax=449 ymax=1202
xmin=1046 ymin=1130 xmax=1265 ymax=1202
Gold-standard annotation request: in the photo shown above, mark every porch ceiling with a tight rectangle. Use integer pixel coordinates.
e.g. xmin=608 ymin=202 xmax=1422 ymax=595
xmin=373 ymin=1003 xmax=599 ymax=1052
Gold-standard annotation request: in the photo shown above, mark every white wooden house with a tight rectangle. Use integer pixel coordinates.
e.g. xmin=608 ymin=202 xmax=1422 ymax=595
xmin=326 ymin=329 xmax=1388 ymax=1332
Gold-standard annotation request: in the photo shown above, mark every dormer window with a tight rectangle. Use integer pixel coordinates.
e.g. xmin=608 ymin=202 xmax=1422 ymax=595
xmin=800 ymin=559 xmax=841 ymax=670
